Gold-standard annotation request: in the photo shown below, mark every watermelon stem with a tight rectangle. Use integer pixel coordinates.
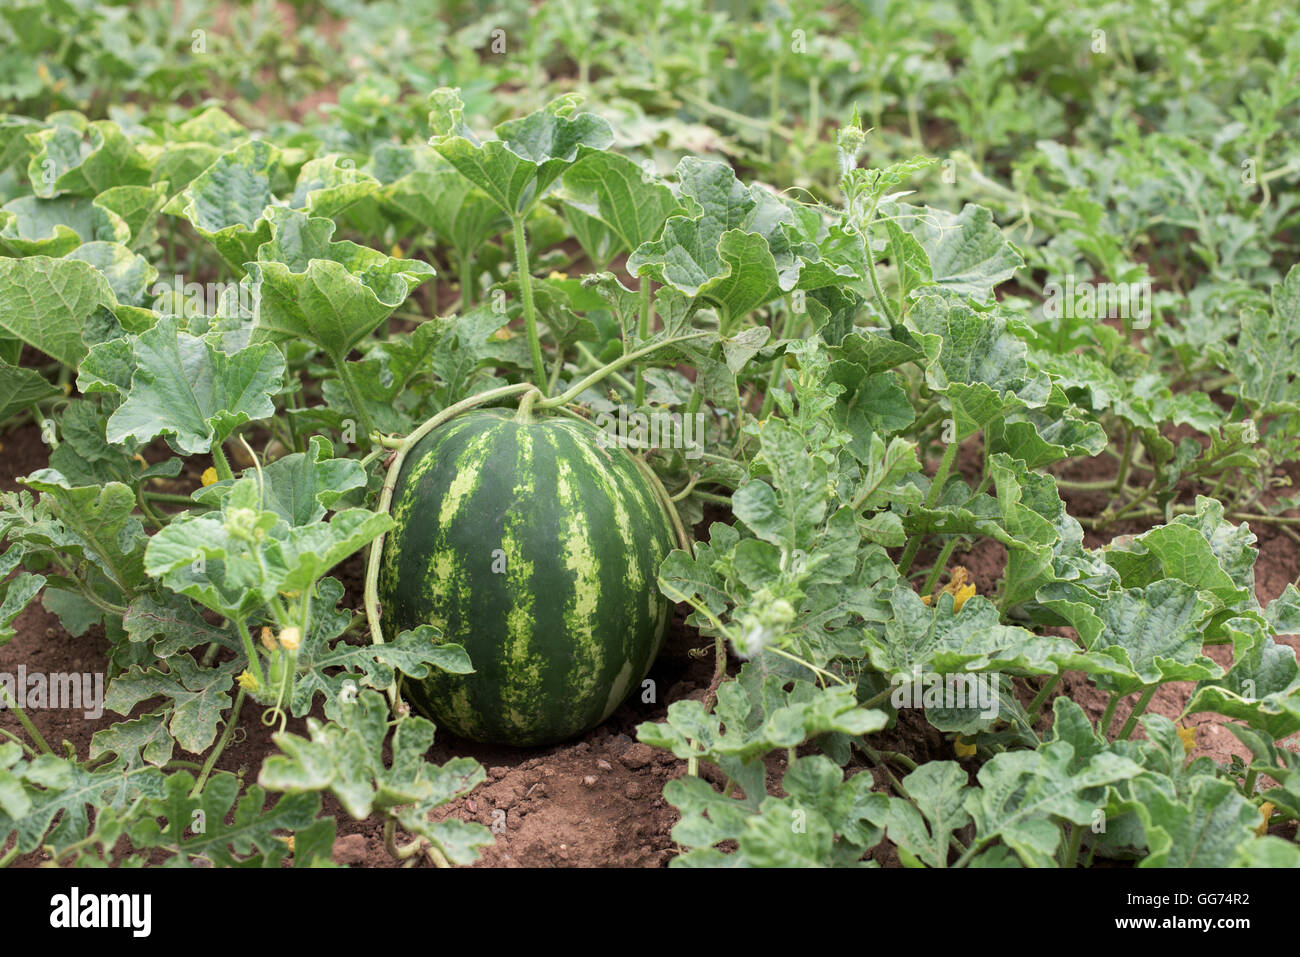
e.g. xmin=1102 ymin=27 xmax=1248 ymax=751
xmin=535 ymin=331 xmax=710 ymax=412
xmin=189 ymin=687 xmax=246 ymax=798
xmin=633 ymin=278 xmax=653 ymax=406
xmin=328 ymin=349 xmax=378 ymax=442
xmin=514 ymin=386 xmax=541 ymax=424
xmin=629 ymin=453 xmax=690 ymax=552
xmin=383 ymin=818 xmax=424 ymax=860
xmin=234 ymin=618 xmax=268 ymax=689
xmin=511 ymin=215 xmax=549 ymax=391
xmin=684 ymin=340 xmax=724 ymax=416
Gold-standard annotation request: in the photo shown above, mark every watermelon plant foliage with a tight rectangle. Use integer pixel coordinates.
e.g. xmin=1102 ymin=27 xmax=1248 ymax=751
xmin=2 ymin=0 xmax=1300 ymax=869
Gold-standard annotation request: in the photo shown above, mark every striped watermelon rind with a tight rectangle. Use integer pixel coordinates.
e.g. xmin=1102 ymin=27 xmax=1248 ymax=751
xmin=377 ymin=407 xmax=677 ymax=746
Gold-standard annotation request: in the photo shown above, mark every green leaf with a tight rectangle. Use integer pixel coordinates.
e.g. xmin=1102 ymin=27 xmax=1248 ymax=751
xmin=886 ymin=761 xmax=972 ymax=867
xmin=0 ymin=571 xmax=44 ymax=645
xmin=21 ymin=468 xmax=147 ymax=593
xmin=288 ymin=579 xmax=472 ymax=720
xmin=1102 ymin=506 xmax=1251 ymax=610
xmin=79 ymin=315 xmax=285 ymax=455
xmin=0 ymin=255 xmax=116 ymax=366
xmin=664 ymin=756 xmax=887 ymax=866
xmin=864 ymin=586 xmax=1080 ymax=678
xmin=376 ymin=147 xmax=509 ymax=260
xmin=104 ymin=655 xmax=240 ymax=754
xmin=194 ymin=435 xmax=366 ymax=526
xmin=638 ymin=680 xmax=885 ymax=766
xmin=1133 ymin=775 xmax=1258 ymax=868
xmin=1228 ymin=265 xmax=1300 ymax=413
xmin=144 ymin=479 xmax=392 ymax=620
xmin=1070 ymin=579 xmax=1220 ymax=694
xmin=128 ymin=770 xmax=326 ymax=867
xmin=94 ymin=182 xmax=169 ymax=249
xmin=170 ymin=138 xmax=279 ymax=273
xmin=287 ymin=154 xmax=379 ymax=219
xmin=429 ymin=88 xmax=613 ymax=216
xmin=89 ymin=711 xmax=175 ymax=771
xmin=242 ymin=207 xmax=433 ymax=359
xmin=561 ymin=148 xmax=680 ymax=253
xmin=66 ymin=240 xmax=158 ymax=307
xmin=907 ymin=294 xmax=1050 ymax=403
xmin=26 ymin=120 xmax=150 ymax=198
xmin=259 ymin=689 xmax=491 ymax=864
xmin=0 ymin=361 xmax=59 ymax=422
xmin=0 ymin=194 xmax=131 ymax=256
xmin=1236 ymin=836 xmax=1300 ymax=867
xmin=0 ymin=753 xmax=164 ymax=855
xmin=1186 ymin=617 xmax=1300 ymax=739
xmin=884 ymin=201 xmax=1023 ymax=301
xmin=123 ymin=592 xmax=239 ymax=658
xmin=966 ymin=742 xmax=1143 ymax=867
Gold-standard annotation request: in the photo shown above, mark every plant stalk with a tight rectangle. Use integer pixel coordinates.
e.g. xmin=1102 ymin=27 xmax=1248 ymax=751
xmin=512 ymin=216 xmax=548 ymax=390
xmin=191 ymin=687 xmax=246 ymax=797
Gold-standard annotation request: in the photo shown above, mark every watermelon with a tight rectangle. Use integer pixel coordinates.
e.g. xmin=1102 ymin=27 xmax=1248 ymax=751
xmin=377 ymin=406 xmax=677 ymax=746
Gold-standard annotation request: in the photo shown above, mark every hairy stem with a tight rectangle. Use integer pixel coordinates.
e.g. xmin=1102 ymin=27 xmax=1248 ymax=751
xmin=0 ymin=684 xmax=52 ymax=755
xmin=1117 ymin=686 xmax=1157 ymax=740
xmin=1098 ymin=691 xmax=1121 ymax=738
xmin=634 ymin=278 xmax=654 ymax=406
xmin=1026 ymin=674 xmax=1062 ymax=715
xmin=211 ymin=443 xmax=235 ymax=482
xmin=191 ymin=687 xmax=246 ymax=797
xmin=896 ymin=440 xmax=959 ymax=577
xmin=512 ymin=216 xmax=548 ymax=390
xmin=330 ymin=351 xmax=378 ymax=442
xmin=536 ymin=332 xmax=709 ymax=411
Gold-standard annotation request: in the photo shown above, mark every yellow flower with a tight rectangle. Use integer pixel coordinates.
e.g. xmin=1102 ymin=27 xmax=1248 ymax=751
xmin=922 ymin=566 xmax=976 ymax=610
xmin=260 ymin=626 xmax=276 ymax=651
xmin=1257 ymin=802 xmax=1274 ymax=837
xmin=236 ymin=670 xmax=260 ymax=691
xmin=390 ymin=243 xmax=405 ymax=259
xmin=1176 ymin=724 xmax=1197 ymax=754
xmin=548 ymin=271 xmax=568 ymax=281
xmin=278 ymin=626 xmax=301 ymax=652
xmin=201 ymin=467 xmax=218 ymax=486
xmin=491 ymin=327 xmax=513 ymax=341
xmin=954 ymin=735 xmax=977 ymax=758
